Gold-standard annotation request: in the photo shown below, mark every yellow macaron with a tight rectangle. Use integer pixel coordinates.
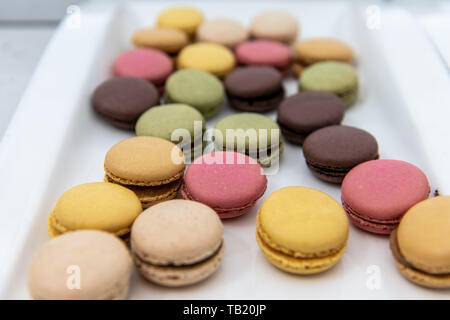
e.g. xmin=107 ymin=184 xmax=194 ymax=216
xmin=177 ymin=43 xmax=235 ymax=78
xmin=256 ymin=186 xmax=349 ymax=274
xmin=48 ymin=182 xmax=142 ymax=240
xmin=157 ymin=7 xmax=203 ymax=37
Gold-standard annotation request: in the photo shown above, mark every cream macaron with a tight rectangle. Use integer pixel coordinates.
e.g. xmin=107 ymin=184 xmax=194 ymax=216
xmin=131 ymin=199 xmax=224 ymax=287
xmin=28 ymin=230 xmax=132 ymax=300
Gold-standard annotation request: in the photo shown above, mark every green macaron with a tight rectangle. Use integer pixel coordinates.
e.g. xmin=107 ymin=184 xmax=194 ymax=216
xmin=136 ymin=103 xmax=205 ymax=156
xmin=164 ymin=69 xmax=224 ymax=118
xmin=214 ymin=112 xmax=283 ymax=167
xmin=299 ymin=61 xmax=358 ymax=106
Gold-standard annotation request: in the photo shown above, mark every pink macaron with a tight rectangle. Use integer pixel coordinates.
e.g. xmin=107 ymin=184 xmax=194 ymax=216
xmin=113 ymin=48 xmax=173 ymax=92
xmin=341 ymin=159 xmax=430 ymax=235
xmin=235 ymin=40 xmax=292 ymax=75
xmin=181 ymin=151 xmax=267 ymax=219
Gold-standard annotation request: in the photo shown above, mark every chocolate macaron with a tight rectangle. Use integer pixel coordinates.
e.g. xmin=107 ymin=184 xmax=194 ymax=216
xmin=92 ymin=77 xmax=159 ymax=129
xmin=224 ymin=66 xmax=284 ymax=112
xmin=277 ymin=91 xmax=345 ymax=145
xmin=302 ymin=125 xmax=379 ymax=183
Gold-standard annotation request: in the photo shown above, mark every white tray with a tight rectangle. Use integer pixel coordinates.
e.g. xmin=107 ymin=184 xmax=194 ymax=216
xmin=1 ymin=1 xmax=450 ymax=299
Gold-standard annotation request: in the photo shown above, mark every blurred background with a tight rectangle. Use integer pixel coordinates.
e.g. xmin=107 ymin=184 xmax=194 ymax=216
xmin=0 ymin=0 xmax=449 ymax=140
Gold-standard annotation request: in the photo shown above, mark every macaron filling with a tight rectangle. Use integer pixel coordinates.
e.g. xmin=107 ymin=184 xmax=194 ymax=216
xmin=104 ymin=175 xmax=181 ymax=208
xmin=342 ymin=200 xmax=400 ymax=234
xmin=227 ymin=87 xmax=285 ymax=112
xmin=306 ymin=153 xmax=379 ymax=181
xmin=181 ymin=182 xmax=266 ymax=218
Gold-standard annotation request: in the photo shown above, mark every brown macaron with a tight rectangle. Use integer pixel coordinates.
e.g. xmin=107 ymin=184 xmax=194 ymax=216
xmin=277 ymin=91 xmax=346 ymax=145
xmin=92 ymin=77 xmax=160 ymax=130
xmin=224 ymin=66 xmax=284 ymax=112
xmin=302 ymin=125 xmax=379 ymax=183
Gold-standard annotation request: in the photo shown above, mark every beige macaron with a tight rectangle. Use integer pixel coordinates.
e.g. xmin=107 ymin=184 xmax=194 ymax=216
xmin=293 ymin=38 xmax=354 ymax=75
xmin=250 ymin=10 xmax=299 ymax=44
xmin=28 ymin=230 xmax=132 ymax=300
xmin=131 ymin=199 xmax=224 ymax=287
xmin=132 ymin=27 xmax=189 ymax=55
xmin=104 ymin=136 xmax=185 ymax=208
xmin=196 ymin=18 xmax=249 ymax=49
xmin=390 ymin=196 xmax=450 ymax=288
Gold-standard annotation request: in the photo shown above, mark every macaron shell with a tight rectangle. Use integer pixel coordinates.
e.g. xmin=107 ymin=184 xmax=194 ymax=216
xmin=132 ymin=27 xmax=189 ymax=53
xmin=49 ymin=183 xmax=142 ymax=236
xmin=302 ymin=125 xmax=379 ymax=182
xmin=135 ymin=103 xmax=205 ymax=142
xmin=104 ymin=136 xmax=185 ymax=186
xmin=256 ymin=232 xmax=345 ymax=274
xmin=196 ymin=18 xmax=249 ymax=48
xmin=258 ymin=186 xmax=349 ymax=257
xmin=341 ymin=160 xmax=430 ymax=221
xmin=164 ymin=69 xmax=224 ymax=117
xmin=157 ymin=7 xmax=204 ymax=36
xmin=133 ymin=244 xmax=224 ymax=287
xmin=214 ymin=112 xmax=281 ymax=151
xmin=181 ymin=151 xmax=267 ymax=215
xmin=236 ymin=40 xmax=292 ymax=69
xmin=92 ymin=77 xmax=159 ymax=126
xmin=224 ymin=66 xmax=283 ymax=99
xmin=250 ymin=11 xmax=299 ymax=43
xmin=295 ymin=38 xmax=354 ymax=64
xmin=28 ymin=230 xmax=132 ymax=300
xmin=299 ymin=61 xmax=358 ymax=105
xmin=131 ymin=200 xmax=223 ymax=266
xmin=113 ymin=48 xmax=173 ymax=84
xmin=397 ymin=197 xmax=450 ymax=274
xmin=277 ymin=91 xmax=345 ymax=135
xmin=177 ymin=43 xmax=235 ymax=77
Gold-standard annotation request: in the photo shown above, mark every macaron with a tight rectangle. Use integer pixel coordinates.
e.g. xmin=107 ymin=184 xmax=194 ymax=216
xmin=181 ymin=151 xmax=267 ymax=219
xmin=92 ymin=77 xmax=159 ymax=129
xmin=28 ymin=230 xmax=132 ymax=300
xmin=277 ymin=91 xmax=345 ymax=145
xmin=104 ymin=136 xmax=185 ymax=208
xmin=177 ymin=43 xmax=235 ymax=78
xmin=214 ymin=112 xmax=283 ymax=167
xmin=256 ymin=187 xmax=349 ymax=274
xmin=302 ymin=125 xmax=379 ymax=183
xmin=157 ymin=7 xmax=204 ymax=38
xmin=131 ymin=200 xmax=224 ymax=287
xmin=47 ymin=182 xmax=142 ymax=240
xmin=113 ymin=48 xmax=173 ymax=93
xmin=250 ymin=11 xmax=299 ymax=44
xmin=132 ymin=27 xmax=189 ymax=56
xmin=299 ymin=61 xmax=359 ymax=106
xmin=341 ymin=159 xmax=430 ymax=234
xmin=235 ymin=40 xmax=292 ymax=75
xmin=293 ymin=38 xmax=354 ymax=75
xmin=196 ymin=18 xmax=249 ymax=49
xmin=135 ymin=103 xmax=205 ymax=159
xmin=164 ymin=69 xmax=224 ymax=118
xmin=390 ymin=196 xmax=450 ymax=288
xmin=224 ymin=66 xmax=284 ymax=112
